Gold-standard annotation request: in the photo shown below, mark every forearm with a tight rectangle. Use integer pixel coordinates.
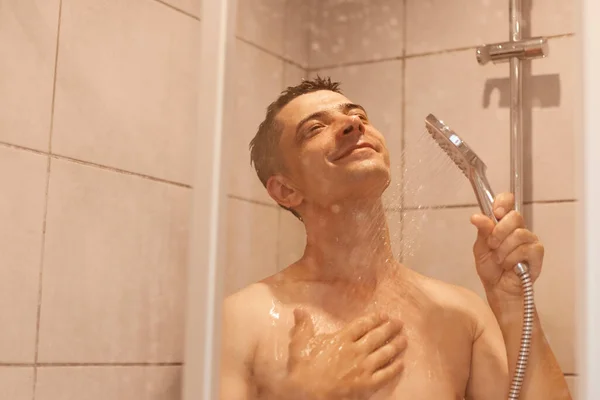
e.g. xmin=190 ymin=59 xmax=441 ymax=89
xmin=486 ymin=293 xmax=571 ymax=399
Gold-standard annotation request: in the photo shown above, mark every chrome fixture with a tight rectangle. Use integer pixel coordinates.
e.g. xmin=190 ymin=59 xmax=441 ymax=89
xmin=476 ymin=37 xmax=549 ymax=66
xmin=476 ymin=1 xmax=550 ymax=216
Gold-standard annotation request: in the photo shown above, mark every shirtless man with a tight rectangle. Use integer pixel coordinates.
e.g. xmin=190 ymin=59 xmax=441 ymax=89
xmin=220 ymin=77 xmax=571 ymax=399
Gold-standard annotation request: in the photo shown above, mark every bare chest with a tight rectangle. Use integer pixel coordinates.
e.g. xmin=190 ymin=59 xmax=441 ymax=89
xmin=251 ymin=298 xmax=474 ymax=399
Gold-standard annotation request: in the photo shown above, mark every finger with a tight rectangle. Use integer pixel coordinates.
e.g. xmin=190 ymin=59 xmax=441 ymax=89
xmin=471 ymin=214 xmax=495 ymax=259
xmin=356 ymin=319 xmax=403 ymax=353
xmin=342 ymin=312 xmax=389 ymax=341
xmin=364 ymin=336 xmax=407 ymax=372
xmin=493 ymin=229 xmax=538 ymax=265
xmin=290 ymin=308 xmax=314 ymax=350
xmin=502 ymin=242 xmax=545 ymax=272
xmin=487 ymin=211 xmax=525 ymax=250
xmin=371 ymin=357 xmax=404 ymax=388
xmin=493 ymin=193 xmax=515 ymax=220
xmin=470 ymin=214 xmax=495 ymax=240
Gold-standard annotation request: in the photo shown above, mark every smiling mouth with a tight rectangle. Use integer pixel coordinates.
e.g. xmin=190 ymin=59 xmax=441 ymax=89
xmin=333 ymin=143 xmax=376 ymax=161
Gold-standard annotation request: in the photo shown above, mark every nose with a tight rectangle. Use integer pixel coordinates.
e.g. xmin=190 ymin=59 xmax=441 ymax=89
xmin=340 ymin=114 xmax=365 ymax=137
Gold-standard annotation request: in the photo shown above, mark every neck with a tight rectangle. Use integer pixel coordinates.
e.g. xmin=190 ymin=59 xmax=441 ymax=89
xmin=298 ymin=199 xmax=396 ymax=286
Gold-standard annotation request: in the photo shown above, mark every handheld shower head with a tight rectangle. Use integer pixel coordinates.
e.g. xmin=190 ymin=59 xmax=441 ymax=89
xmin=424 ymin=114 xmax=496 ymax=219
xmin=424 ymin=114 xmax=532 ymax=400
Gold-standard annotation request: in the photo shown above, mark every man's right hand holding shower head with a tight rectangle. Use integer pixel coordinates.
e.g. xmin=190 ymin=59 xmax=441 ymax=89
xmin=470 ymin=192 xmax=543 ymax=300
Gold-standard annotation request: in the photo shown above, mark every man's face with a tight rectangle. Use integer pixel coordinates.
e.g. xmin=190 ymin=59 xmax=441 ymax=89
xmin=276 ymin=90 xmax=391 ymax=209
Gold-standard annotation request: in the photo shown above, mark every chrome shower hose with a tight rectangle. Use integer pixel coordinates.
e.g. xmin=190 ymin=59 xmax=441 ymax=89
xmin=508 ymin=269 xmax=534 ymax=400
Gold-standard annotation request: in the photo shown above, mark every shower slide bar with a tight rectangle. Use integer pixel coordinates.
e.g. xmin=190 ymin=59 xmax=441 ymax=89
xmin=475 ymin=0 xmax=549 ymax=213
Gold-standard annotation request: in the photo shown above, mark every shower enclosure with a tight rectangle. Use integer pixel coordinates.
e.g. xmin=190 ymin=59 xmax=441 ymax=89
xmin=187 ymin=0 xmax=598 ymax=399
xmin=2 ymin=0 xmax=596 ymax=398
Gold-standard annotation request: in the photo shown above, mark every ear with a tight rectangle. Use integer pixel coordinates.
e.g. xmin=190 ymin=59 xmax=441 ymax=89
xmin=266 ymin=175 xmax=303 ymax=210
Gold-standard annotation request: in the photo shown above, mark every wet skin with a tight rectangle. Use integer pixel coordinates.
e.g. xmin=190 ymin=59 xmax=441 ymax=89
xmin=246 ymin=267 xmax=493 ymax=399
xmin=219 ymin=90 xmax=570 ymax=400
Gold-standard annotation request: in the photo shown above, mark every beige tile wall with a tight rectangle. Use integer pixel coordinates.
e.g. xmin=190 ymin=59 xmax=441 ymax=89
xmin=0 ymin=147 xmax=47 ymax=363
xmin=35 ymin=366 xmax=181 ymax=399
xmin=0 ymin=0 xmax=198 ymax=398
xmin=38 ymin=159 xmax=190 ymax=363
xmin=405 ymin=0 xmax=575 ymax=55
xmin=0 ymin=367 xmax=34 ymax=400
xmin=309 ymin=0 xmax=404 ymax=69
xmin=229 ymin=39 xmax=284 ymax=204
xmin=225 ymin=197 xmax=279 ymax=295
xmin=0 ymin=0 xmax=60 ymax=151
xmin=225 ymin=0 xmax=310 ymax=291
xmin=52 ymin=0 xmax=200 ymax=185
xmin=308 ymin=0 xmax=579 ymax=385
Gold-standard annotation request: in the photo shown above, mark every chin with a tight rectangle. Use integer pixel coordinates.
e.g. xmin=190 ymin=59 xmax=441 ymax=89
xmin=346 ymin=164 xmax=391 ymax=197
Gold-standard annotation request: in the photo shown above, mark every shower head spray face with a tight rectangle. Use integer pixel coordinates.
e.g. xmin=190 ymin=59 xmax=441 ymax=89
xmin=424 ymin=114 xmax=483 ymax=179
xmin=424 ymin=114 xmax=496 ymax=219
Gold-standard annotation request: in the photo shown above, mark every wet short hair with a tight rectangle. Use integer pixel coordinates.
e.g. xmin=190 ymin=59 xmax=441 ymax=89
xmin=249 ymin=76 xmax=343 ymax=219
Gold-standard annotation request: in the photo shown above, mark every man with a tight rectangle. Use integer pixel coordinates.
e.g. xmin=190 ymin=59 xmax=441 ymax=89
xmin=220 ymin=77 xmax=571 ymax=399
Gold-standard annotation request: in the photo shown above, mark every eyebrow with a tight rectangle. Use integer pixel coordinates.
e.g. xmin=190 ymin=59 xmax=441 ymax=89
xmin=295 ymin=103 xmax=367 ymax=139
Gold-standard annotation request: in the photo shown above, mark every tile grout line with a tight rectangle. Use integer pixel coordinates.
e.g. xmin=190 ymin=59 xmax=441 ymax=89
xmin=309 ymin=55 xmax=404 ymax=72
xmin=307 ymin=32 xmax=575 ymax=72
xmin=50 ymin=153 xmax=192 ymax=188
xmin=526 ymin=198 xmax=577 ymax=205
xmin=389 ymin=203 xmax=479 ymax=212
xmin=0 ymin=359 xmax=575 ymax=375
xmin=32 ymin=1 xmax=63 ymax=396
xmin=0 ymin=141 xmax=47 ymax=156
xmin=0 ymin=127 xmax=572 ymax=215
xmin=1 ymin=362 xmax=183 ymax=367
xmin=388 ymin=198 xmax=577 ymax=213
xmin=227 ymin=194 xmax=278 ymax=209
xmin=152 ymin=0 xmax=200 ymax=21
xmin=403 ymin=32 xmax=574 ymax=60
xmin=236 ymin=36 xmax=306 ymax=70
xmin=0 ymin=141 xmax=192 ymax=189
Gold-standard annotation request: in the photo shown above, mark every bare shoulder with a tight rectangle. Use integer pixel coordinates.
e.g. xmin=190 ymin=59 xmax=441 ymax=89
xmin=220 ymin=282 xmax=283 ymax=390
xmin=219 ymin=283 xmax=283 ymax=398
xmin=223 ymin=282 xmax=278 ymax=332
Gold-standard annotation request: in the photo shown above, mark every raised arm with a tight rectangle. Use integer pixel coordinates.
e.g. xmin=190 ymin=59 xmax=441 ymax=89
xmin=468 ymin=193 xmax=571 ymax=399
xmin=465 ymin=290 xmax=509 ymax=399
xmin=485 ymin=294 xmax=572 ymax=399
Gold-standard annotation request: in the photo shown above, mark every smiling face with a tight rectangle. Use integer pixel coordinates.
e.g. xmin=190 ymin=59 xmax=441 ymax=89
xmin=271 ymin=90 xmax=391 ymax=211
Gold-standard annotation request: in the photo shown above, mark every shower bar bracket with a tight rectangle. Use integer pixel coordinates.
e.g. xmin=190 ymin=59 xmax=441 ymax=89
xmin=476 ymin=37 xmax=549 ymax=66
